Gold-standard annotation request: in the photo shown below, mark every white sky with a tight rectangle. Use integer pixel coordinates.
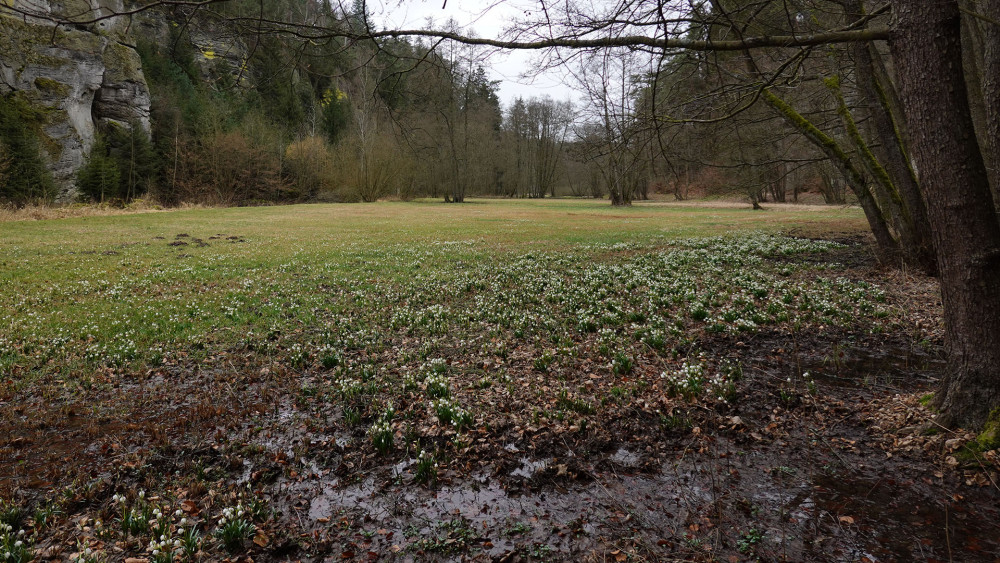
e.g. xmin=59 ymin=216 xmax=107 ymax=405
xmin=369 ymin=0 xmax=576 ymax=106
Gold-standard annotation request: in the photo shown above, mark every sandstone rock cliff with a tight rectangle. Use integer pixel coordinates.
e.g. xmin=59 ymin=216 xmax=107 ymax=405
xmin=1 ymin=0 xmax=151 ymax=199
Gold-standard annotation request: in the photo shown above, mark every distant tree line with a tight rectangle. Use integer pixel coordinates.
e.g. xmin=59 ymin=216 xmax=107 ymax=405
xmin=1 ymin=0 xmax=867 ymax=209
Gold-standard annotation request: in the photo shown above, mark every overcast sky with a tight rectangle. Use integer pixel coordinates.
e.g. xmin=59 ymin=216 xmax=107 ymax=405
xmin=368 ymin=0 xmax=576 ymax=106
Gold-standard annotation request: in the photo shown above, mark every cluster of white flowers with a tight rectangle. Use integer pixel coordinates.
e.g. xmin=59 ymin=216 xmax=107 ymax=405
xmin=287 ymin=343 xmax=309 ymax=365
xmin=333 ymin=376 xmax=365 ymax=398
xmin=367 ymin=405 xmax=395 ymax=451
xmin=575 ymin=313 xmax=598 ymax=333
xmin=70 ymin=544 xmax=95 ymax=563
xmin=218 ymin=504 xmax=246 ymax=527
xmin=417 ymin=305 xmax=450 ymax=333
xmin=0 ymin=522 xmax=29 ymax=561
xmin=641 ymin=328 xmax=666 ymax=348
xmin=431 ymin=398 xmax=472 ymax=429
xmin=421 ymin=358 xmax=448 ymax=374
xmin=661 ymin=359 xmax=706 ymax=390
xmin=424 ymin=372 xmax=449 ymax=398
xmin=147 ymin=535 xmax=181 ymax=558
xmin=413 ymin=449 xmax=440 ymax=483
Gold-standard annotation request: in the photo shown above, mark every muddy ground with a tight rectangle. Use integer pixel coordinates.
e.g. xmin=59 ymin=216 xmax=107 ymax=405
xmin=2 ymin=241 xmax=999 ymax=563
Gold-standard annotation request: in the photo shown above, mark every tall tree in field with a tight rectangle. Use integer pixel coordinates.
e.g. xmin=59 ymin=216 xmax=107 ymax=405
xmin=502 ymin=96 xmax=574 ymax=198
xmin=400 ymin=35 xmax=501 ymax=203
xmin=576 ymin=49 xmax=651 ymax=206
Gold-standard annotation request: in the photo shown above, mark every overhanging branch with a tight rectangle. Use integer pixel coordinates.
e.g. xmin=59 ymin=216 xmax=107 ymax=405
xmin=0 ymin=0 xmax=890 ymax=52
xmin=363 ymin=28 xmax=890 ymax=51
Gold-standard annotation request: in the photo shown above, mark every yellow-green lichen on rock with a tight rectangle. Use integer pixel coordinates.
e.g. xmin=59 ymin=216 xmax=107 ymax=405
xmin=1 ymin=15 xmax=98 ymax=68
xmin=101 ymin=41 xmax=144 ymax=84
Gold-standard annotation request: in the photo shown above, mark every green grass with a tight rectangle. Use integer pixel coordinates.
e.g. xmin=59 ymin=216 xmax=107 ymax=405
xmin=0 ymin=199 xmax=868 ymax=390
xmin=1 ymin=198 xmax=914 ymax=562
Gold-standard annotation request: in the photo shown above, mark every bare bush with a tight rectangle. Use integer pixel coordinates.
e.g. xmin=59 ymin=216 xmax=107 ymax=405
xmin=173 ymin=131 xmax=287 ymax=205
xmin=285 ymin=136 xmax=336 ymax=199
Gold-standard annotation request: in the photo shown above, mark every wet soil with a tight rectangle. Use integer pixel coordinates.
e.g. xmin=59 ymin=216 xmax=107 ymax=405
xmin=245 ymin=334 xmax=998 ymax=562
xmin=3 ymin=244 xmax=999 ymax=562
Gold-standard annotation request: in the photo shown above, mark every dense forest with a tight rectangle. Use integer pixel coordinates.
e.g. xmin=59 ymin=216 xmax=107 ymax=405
xmin=1 ymin=0 xmax=903 ymax=210
xmin=1 ymin=1 xmax=587 ymax=206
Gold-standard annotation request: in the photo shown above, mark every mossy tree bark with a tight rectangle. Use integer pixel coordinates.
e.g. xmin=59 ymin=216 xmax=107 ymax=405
xmin=761 ymin=89 xmax=900 ymax=263
xmin=826 ymin=77 xmax=917 ymax=264
xmin=845 ymin=17 xmax=936 ymax=274
xmin=892 ymin=0 xmax=1000 ymax=430
xmin=980 ymin=0 xmax=1000 ymax=206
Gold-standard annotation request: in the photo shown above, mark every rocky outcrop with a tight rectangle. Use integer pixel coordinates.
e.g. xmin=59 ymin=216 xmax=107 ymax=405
xmin=0 ymin=0 xmax=151 ymax=199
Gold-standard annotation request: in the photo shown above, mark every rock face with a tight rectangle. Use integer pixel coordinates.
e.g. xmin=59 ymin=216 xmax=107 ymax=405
xmin=0 ymin=0 xmax=151 ymax=199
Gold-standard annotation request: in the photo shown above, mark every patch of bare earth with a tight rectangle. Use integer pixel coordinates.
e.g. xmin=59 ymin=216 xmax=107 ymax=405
xmin=2 ymin=239 xmax=999 ymax=562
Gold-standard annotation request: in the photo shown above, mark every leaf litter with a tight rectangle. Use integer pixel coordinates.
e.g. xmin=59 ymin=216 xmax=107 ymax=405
xmin=1 ymin=233 xmax=998 ymax=561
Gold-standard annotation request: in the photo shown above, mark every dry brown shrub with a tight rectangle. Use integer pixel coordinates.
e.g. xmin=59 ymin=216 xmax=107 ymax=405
xmin=173 ymin=131 xmax=288 ymax=205
xmin=285 ymin=136 xmax=335 ymax=199
xmin=0 ymin=199 xmax=166 ymax=222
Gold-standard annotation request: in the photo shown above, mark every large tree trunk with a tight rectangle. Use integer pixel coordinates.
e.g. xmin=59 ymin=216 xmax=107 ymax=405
xmin=981 ymin=0 xmax=1000 ymax=206
xmin=892 ymin=0 xmax=1000 ymax=430
xmin=850 ymin=39 xmax=936 ymax=274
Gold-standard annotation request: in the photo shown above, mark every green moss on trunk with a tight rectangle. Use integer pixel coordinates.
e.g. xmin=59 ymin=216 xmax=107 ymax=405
xmin=975 ymin=407 xmax=1000 ymax=451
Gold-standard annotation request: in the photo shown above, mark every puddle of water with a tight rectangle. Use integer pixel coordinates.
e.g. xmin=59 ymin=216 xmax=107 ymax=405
xmin=806 ymin=473 xmax=1000 ymax=561
xmin=611 ymin=448 xmax=640 ymax=467
xmin=392 ymin=458 xmax=416 ymax=478
xmin=272 ymin=445 xmax=1000 ymax=562
xmin=510 ymin=457 xmax=549 ymax=479
xmin=797 ymin=345 xmax=945 ymax=388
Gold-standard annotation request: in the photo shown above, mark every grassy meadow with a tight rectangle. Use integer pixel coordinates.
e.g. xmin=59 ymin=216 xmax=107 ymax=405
xmin=0 ymin=199 xmax=869 ymax=388
xmin=6 ymin=199 xmax=989 ymax=563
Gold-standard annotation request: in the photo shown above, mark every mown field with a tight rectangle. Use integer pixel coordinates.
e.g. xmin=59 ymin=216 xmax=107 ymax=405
xmin=2 ymin=199 xmax=998 ymax=562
